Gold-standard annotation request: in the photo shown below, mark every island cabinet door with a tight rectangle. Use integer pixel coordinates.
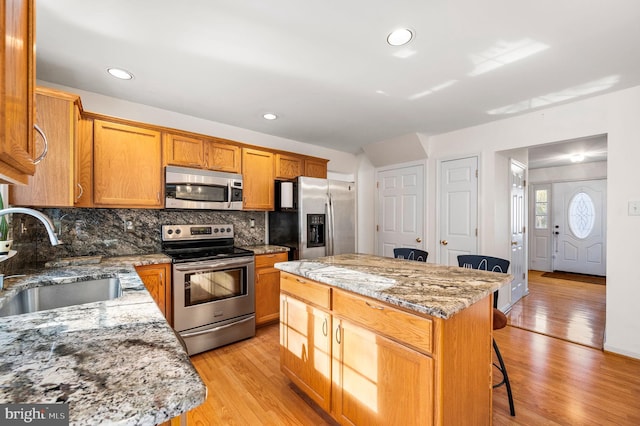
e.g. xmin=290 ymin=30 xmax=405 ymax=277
xmin=280 ymin=294 xmax=332 ymax=412
xmin=331 ymin=318 xmax=434 ymax=426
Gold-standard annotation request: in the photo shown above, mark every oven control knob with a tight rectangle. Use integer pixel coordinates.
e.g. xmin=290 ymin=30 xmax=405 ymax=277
xmin=214 ymin=228 xmax=219 ymax=233
xmin=167 ymin=229 xmax=173 ymax=235
xmin=175 ymin=229 xmax=181 ymax=235
xmin=226 ymin=227 xmax=231 ymax=233
xmin=220 ymin=228 xmax=225 ymax=233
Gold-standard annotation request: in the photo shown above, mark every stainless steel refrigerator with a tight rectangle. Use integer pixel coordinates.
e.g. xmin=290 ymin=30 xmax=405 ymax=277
xmin=268 ymin=177 xmax=356 ymax=260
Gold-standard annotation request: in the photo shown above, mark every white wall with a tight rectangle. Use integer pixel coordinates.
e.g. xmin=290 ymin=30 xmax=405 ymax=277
xmin=356 ymin=153 xmax=376 ymax=254
xmin=424 ymin=84 xmax=640 ymax=359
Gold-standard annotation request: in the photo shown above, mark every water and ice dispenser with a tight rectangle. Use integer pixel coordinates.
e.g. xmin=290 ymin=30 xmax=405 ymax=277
xmin=307 ymin=214 xmax=325 ymax=248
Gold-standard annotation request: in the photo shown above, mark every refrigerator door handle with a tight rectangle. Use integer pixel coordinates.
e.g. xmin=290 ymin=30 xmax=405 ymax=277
xmin=327 ymin=193 xmax=334 ymax=255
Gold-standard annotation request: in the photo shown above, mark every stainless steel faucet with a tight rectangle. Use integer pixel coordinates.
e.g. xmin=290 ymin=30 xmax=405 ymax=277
xmin=0 ymin=207 xmax=62 ymax=246
xmin=0 ymin=208 xmax=61 ymax=290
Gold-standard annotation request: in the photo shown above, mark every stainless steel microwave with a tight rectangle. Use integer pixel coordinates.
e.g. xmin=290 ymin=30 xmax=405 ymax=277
xmin=165 ymin=166 xmax=243 ymax=210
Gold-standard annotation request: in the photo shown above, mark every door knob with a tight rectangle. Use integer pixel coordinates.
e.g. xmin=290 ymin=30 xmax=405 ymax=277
xmin=416 ymin=237 xmax=422 ymax=243
xmin=511 ymin=241 xmax=518 ymax=245
xmin=440 ymin=240 xmax=448 ymax=246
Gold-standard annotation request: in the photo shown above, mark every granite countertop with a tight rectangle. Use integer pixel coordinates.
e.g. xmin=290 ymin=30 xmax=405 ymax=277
xmin=275 ymin=253 xmax=513 ymax=319
xmin=240 ymin=245 xmax=290 ymax=255
xmin=0 ymin=254 xmax=207 ymax=426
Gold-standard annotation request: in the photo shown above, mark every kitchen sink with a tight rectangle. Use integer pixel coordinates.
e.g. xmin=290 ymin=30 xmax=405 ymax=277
xmin=0 ymin=278 xmax=122 ymax=317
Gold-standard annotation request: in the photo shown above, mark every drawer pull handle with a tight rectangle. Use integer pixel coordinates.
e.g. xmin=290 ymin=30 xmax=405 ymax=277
xmin=296 ymin=278 xmax=306 ymax=283
xmin=365 ymin=301 xmax=384 ymax=310
xmin=335 ymin=324 xmax=341 ymax=344
xmin=322 ymin=318 xmax=328 ymax=336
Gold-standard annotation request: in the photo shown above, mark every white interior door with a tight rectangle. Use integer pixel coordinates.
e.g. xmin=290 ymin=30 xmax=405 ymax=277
xmin=552 ymin=179 xmax=607 ymax=276
xmin=529 ymin=184 xmax=552 ymax=272
xmin=510 ymin=160 xmax=527 ymax=303
xmin=376 ymin=164 xmax=425 ymax=258
xmin=438 ymin=156 xmax=478 ymax=265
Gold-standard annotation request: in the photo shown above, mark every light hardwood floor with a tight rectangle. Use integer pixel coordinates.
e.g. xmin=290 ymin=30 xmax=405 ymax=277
xmin=507 ymin=270 xmax=606 ymax=348
xmin=186 ymin=321 xmax=640 ymax=425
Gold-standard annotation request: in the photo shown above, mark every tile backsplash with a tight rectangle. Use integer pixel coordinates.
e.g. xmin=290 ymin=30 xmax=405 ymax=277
xmin=1 ymin=208 xmax=266 ymax=273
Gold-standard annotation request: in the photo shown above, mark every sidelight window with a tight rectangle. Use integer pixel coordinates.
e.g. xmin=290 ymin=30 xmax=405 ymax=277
xmin=534 ymin=189 xmax=548 ymax=229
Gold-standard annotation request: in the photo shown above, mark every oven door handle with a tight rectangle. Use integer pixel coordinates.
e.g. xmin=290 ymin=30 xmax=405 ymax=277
xmin=180 ymin=316 xmax=254 ymax=338
xmin=174 ymin=257 xmax=254 ymax=271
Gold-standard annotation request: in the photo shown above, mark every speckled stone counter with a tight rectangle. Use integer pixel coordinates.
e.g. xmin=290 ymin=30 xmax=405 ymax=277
xmin=0 ymin=254 xmax=207 ymax=426
xmin=275 ymin=253 xmax=513 ymax=319
xmin=240 ymin=244 xmax=290 ymax=255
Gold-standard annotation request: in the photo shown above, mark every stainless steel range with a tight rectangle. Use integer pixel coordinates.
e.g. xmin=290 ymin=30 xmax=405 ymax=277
xmin=162 ymin=224 xmax=255 ymax=355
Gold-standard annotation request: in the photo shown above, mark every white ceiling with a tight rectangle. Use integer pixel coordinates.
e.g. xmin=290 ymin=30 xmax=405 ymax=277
xmin=36 ymin=1 xmax=640 ymax=154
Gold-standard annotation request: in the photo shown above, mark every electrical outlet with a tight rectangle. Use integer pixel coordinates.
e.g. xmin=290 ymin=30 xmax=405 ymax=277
xmin=250 ymin=218 xmax=255 ymax=228
xmin=124 ymin=220 xmax=135 ymax=232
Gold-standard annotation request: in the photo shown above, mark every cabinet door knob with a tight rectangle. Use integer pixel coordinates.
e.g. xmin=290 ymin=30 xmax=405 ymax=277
xmin=440 ymin=240 xmax=448 ymax=246
xmin=416 ymin=237 xmax=422 ymax=243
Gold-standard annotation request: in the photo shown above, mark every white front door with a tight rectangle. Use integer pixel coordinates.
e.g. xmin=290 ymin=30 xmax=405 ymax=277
xmin=529 ymin=184 xmax=552 ymax=272
xmin=438 ymin=156 xmax=478 ymax=265
xmin=552 ymin=179 xmax=607 ymax=276
xmin=510 ymin=160 xmax=527 ymax=303
xmin=376 ymin=163 xmax=425 ymax=258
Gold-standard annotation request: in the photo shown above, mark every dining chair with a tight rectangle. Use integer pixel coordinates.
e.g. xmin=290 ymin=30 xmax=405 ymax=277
xmin=457 ymin=254 xmax=515 ymax=416
xmin=393 ymin=248 xmax=428 ymax=262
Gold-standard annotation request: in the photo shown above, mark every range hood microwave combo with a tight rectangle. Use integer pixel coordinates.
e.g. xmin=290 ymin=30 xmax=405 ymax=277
xmin=165 ymin=166 xmax=243 ymax=210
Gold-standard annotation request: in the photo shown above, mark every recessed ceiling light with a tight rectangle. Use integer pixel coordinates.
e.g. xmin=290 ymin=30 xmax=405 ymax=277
xmin=387 ymin=28 xmax=414 ymax=46
xmin=107 ymin=68 xmax=134 ymax=80
xmin=570 ymin=154 xmax=585 ymax=163
xmin=263 ymin=113 xmax=278 ymax=120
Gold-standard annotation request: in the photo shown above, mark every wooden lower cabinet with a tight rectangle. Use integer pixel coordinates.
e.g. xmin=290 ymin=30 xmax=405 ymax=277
xmin=255 ymin=252 xmax=288 ymax=326
xmin=332 ymin=318 xmax=433 ymax=425
xmin=280 ymin=294 xmax=332 ymax=411
xmin=279 ymin=271 xmax=492 ymax=425
xmin=135 ymin=263 xmax=172 ymax=325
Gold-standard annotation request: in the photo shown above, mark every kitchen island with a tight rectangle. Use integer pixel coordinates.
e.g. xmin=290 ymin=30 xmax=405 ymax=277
xmin=0 ymin=255 xmax=206 ymax=426
xmin=275 ymin=253 xmax=512 ymax=425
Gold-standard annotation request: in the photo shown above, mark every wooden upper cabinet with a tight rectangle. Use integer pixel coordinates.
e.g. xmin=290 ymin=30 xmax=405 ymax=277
xmin=163 ymin=133 xmax=204 ymax=168
xmin=93 ymin=119 xmax=163 ymax=208
xmin=74 ymin=115 xmax=94 ymax=207
xmin=304 ymin=158 xmax=328 ymax=178
xmin=242 ymin=148 xmax=274 ymax=210
xmin=10 ymin=88 xmax=84 ymax=207
xmin=0 ymin=0 xmax=36 ymax=184
xmin=204 ymin=140 xmax=241 ymax=173
xmin=275 ymin=153 xmax=303 ymax=179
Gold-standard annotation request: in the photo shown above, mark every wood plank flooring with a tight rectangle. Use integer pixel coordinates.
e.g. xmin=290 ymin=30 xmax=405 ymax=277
xmin=506 ymin=270 xmax=606 ymax=349
xmin=186 ymin=322 xmax=640 ymax=425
